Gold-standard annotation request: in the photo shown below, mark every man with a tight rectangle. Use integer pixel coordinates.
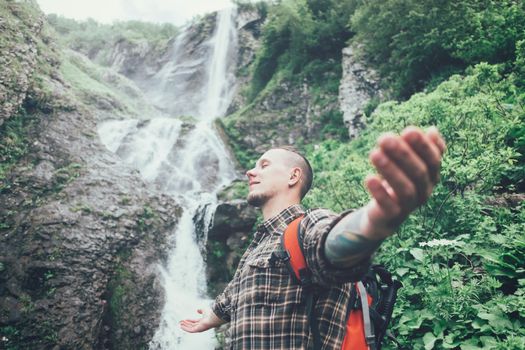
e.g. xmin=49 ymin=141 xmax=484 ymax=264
xmin=180 ymin=126 xmax=446 ymax=348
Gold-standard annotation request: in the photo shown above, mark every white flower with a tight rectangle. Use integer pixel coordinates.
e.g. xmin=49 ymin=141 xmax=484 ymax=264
xmin=419 ymin=238 xmax=464 ymax=248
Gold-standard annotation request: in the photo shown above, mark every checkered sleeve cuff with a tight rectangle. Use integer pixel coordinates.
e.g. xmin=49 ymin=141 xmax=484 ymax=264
xmin=212 ymin=294 xmax=231 ymax=323
xmin=303 ymin=209 xmax=372 ymax=286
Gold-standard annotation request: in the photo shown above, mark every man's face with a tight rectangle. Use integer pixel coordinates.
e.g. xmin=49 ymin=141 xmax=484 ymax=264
xmin=246 ymin=149 xmax=294 ymax=207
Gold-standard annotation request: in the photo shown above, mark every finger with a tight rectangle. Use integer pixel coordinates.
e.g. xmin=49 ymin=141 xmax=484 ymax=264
xmin=180 ymin=321 xmax=195 ymax=332
xmin=401 ymin=127 xmax=442 ymax=184
xmin=381 ymin=179 xmax=397 ymax=200
xmin=181 ymin=324 xmax=199 ymax=333
xmin=181 ymin=319 xmax=200 ymax=324
xmin=369 ymin=149 xmax=417 ymax=209
xmin=427 ymin=126 xmax=446 ymax=156
xmin=378 ymin=134 xmax=432 ymax=204
xmin=365 ymin=175 xmax=401 ymax=221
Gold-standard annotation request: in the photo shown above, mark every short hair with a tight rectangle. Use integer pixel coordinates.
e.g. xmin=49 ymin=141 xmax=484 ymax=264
xmin=274 ymin=145 xmax=313 ymax=199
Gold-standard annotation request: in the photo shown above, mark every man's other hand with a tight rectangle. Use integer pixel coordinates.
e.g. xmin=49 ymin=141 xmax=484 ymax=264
xmin=180 ymin=308 xmax=226 ymax=333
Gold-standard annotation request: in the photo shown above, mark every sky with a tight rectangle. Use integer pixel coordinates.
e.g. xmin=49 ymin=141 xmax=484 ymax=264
xmin=36 ymin=0 xmax=234 ymax=26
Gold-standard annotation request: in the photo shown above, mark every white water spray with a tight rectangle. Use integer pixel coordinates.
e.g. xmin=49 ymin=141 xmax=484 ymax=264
xmin=98 ymin=7 xmax=239 ymax=350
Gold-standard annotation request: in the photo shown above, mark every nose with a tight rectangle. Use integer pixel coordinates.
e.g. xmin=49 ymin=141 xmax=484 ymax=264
xmin=246 ymin=167 xmax=256 ymax=179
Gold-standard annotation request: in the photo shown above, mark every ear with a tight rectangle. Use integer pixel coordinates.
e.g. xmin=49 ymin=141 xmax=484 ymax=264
xmin=288 ymin=167 xmax=302 ymax=187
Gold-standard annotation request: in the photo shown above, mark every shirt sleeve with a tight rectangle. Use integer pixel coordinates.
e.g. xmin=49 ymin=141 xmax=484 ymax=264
xmin=301 ymin=208 xmax=371 ymax=287
xmin=211 ymin=279 xmax=234 ymax=322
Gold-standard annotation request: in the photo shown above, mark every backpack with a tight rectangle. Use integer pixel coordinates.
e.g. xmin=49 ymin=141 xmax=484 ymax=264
xmin=280 ymin=215 xmax=402 ymax=350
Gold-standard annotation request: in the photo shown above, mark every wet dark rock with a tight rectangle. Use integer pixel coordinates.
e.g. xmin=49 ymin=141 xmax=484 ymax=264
xmin=193 ymin=202 xmax=213 ymax=246
xmin=208 ymin=199 xmax=258 ymax=240
xmin=0 ymin=296 xmax=22 ymax=323
xmin=205 ymin=199 xmax=258 ymax=296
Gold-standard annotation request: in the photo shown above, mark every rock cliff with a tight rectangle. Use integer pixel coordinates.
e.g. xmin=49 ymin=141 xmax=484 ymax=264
xmin=0 ymin=2 xmax=182 ymax=349
xmin=338 ymin=45 xmax=383 ymax=138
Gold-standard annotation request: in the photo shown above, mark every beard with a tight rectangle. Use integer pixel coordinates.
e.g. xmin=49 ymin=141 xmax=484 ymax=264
xmin=247 ymin=191 xmax=269 ymax=207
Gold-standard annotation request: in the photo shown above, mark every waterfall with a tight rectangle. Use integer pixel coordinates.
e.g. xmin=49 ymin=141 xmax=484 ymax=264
xmin=97 ymin=7 xmax=239 ymax=349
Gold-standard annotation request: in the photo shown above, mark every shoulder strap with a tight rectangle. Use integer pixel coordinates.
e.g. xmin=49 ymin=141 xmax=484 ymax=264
xmin=281 ymin=215 xmax=313 ymax=286
xmin=281 ymin=215 xmax=322 ymax=349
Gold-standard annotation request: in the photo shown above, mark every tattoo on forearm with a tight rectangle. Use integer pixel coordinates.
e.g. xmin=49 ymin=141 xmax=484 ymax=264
xmin=324 ymin=208 xmax=384 ymax=267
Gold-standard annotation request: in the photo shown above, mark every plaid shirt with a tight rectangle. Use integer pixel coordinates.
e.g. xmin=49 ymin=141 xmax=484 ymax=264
xmin=212 ymin=204 xmax=371 ymax=349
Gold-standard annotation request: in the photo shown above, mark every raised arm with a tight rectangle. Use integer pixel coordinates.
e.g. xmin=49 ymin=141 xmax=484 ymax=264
xmin=324 ymin=126 xmax=446 ymax=267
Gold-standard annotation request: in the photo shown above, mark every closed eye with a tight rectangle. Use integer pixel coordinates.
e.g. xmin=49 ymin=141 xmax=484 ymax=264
xmin=256 ymin=158 xmax=270 ymax=169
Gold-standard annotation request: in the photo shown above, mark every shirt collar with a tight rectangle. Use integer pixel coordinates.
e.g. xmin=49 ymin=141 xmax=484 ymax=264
xmin=257 ymin=204 xmax=305 ymax=236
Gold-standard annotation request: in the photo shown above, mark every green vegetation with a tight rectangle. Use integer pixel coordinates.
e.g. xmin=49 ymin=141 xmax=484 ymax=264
xmin=216 ymin=117 xmax=258 ymax=169
xmin=136 ymin=205 xmax=157 ymax=232
xmin=70 ymin=203 xmax=92 ymax=215
xmin=352 ymin=0 xmax=525 ymax=97
xmin=301 ymin=64 xmax=525 ymax=348
xmin=53 ymin=162 xmax=82 ymax=192
xmin=59 ymin=49 xmax=155 ymax=116
xmin=0 ymin=325 xmax=21 ymax=350
xmin=108 ymin=265 xmax=133 ymax=323
xmin=247 ymin=0 xmax=354 ymax=100
xmin=104 ymin=251 xmax=149 ymax=350
xmin=246 ymin=0 xmax=525 ymax=99
xmin=0 ymin=0 xmax=65 ymax=113
xmin=0 ymin=322 xmax=57 ymax=349
xmin=217 ymin=180 xmax=249 ymax=201
xmin=47 ymin=15 xmax=178 ymax=65
xmin=0 ymin=109 xmax=34 ymax=189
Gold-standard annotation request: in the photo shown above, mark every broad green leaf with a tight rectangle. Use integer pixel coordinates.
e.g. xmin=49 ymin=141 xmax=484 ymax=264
xmin=460 ymin=338 xmax=482 ymax=350
xmin=396 ymin=267 xmax=410 ymax=276
xmin=489 ymin=234 xmax=507 ymax=244
xmin=423 ymin=332 xmax=438 ymax=350
xmin=480 ymin=336 xmax=498 ymax=349
xmin=477 ymin=312 xmax=513 ymax=331
xmin=410 ymin=248 xmax=425 ymax=262
xmin=432 ymin=320 xmax=447 ymax=339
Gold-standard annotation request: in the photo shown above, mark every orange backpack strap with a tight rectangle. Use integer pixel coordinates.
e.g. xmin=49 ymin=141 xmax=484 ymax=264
xmin=281 ymin=215 xmax=313 ymax=286
xmin=281 ymin=215 xmax=322 ymax=349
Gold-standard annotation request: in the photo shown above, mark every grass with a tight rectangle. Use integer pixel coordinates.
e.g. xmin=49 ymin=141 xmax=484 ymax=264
xmin=59 ymin=50 xmax=157 ymax=117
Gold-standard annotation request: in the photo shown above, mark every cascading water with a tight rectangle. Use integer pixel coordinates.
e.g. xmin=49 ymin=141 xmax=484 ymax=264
xmin=97 ymin=7 xmax=239 ymax=349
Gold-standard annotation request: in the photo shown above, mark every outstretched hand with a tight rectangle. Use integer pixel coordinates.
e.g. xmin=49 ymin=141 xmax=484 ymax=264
xmin=362 ymin=126 xmax=446 ymax=239
xmin=180 ymin=308 xmax=226 ymax=333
